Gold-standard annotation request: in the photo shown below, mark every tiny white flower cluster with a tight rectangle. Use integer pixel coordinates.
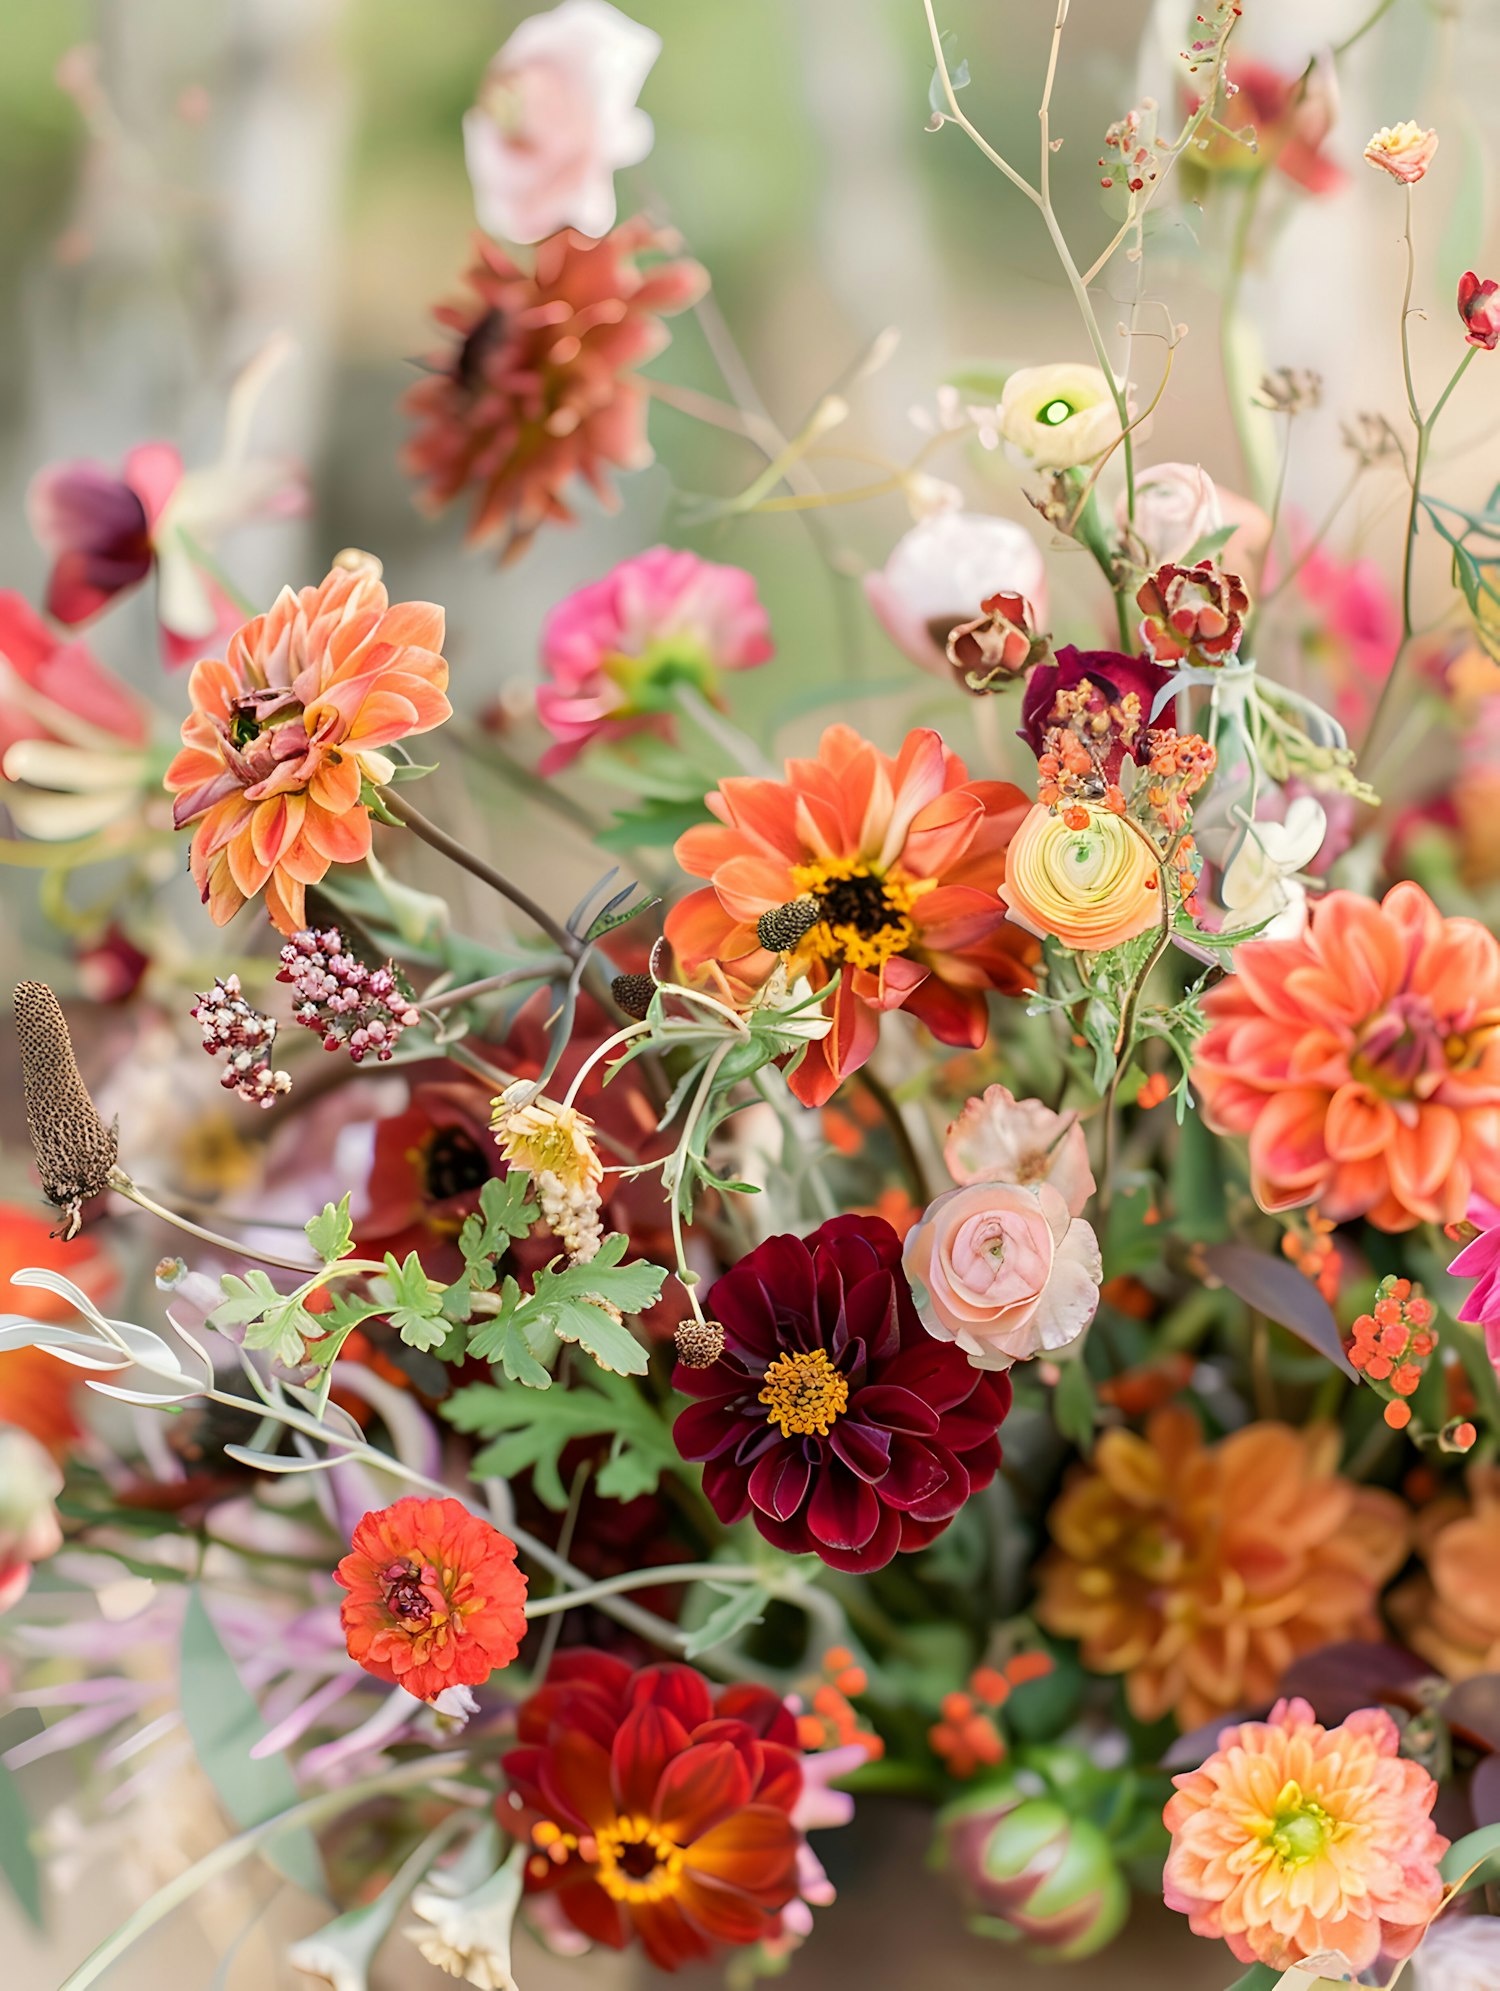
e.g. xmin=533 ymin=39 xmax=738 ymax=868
xmin=189 ymin=974 xmax=291 ymax=1109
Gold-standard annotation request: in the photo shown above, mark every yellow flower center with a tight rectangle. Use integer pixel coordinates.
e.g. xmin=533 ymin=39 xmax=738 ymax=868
xmin=1266 ymin=1781 xmax=1336 ymax=1867
xmin=759 ymin=1346 xmax=849 ymax=1438
xmin=593 ymin=1816 xmax=685 ymax=1904
xmin=787 ymin=857 xmax=933 ymax=974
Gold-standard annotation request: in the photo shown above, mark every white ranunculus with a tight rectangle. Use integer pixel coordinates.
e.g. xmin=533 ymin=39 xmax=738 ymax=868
xmin=998 ymin=363 xmax=1123 ymax=470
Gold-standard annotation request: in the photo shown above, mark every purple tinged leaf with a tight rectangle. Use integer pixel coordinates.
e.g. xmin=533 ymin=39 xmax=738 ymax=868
xmin=1201 ymin=1242 xmax=1356 ymax=1378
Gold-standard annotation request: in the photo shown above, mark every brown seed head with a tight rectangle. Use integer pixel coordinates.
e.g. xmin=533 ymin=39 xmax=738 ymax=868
xmin=609 ymin=972 xmax=657 ymax=1022
xmin=674 ymin=1318 xmax=725 ymax=1369
xmin=13 ymin=980 xmax=118 ymax=1239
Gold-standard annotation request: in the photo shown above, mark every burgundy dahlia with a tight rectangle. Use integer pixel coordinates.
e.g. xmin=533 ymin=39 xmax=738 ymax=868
xmin=1018 ymin=644 xmax=1169 ymax=783
xmin=672 ymin=1215 xmax=1011 ymax=1573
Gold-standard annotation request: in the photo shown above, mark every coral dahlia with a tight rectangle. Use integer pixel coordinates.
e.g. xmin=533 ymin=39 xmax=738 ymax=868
xmin=334 ymin=1495 xmax=527 ymax=1701
xmin=672 ymin=1215 xmax=1011 ymax=1572
xmin=1035 ymin=1406 xmax=1406 ymax=1729
xmin=1193 ymin=881 xmax=1500 ymax=1230
xmin=165 ymin=558 xmax=451 ymax=934
xmin=404 ymin=220 xmax=706 ymax=561
xmin=665 ymin=723 xmax=1036 ymax=1107
xmin=501 ymin=1648 xmax=806 ymax=1969
xmin=1163 ymin=1697 xmax=1446 ymax=1972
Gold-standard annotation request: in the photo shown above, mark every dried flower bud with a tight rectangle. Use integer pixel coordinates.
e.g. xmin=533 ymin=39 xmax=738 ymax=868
xmin=331 ymin=546 xmax=383 ymax=578
xmin=946 ymin=591 xmax=1049 ymax=694
xmin=1137 ymin=560 xmax=1249 ymax=666
xmin=1253 ymin=366 xmax=1323 ymax=415
xmin=609 ymin=972 xmax=657 ymax=1021
xmin=756 ymin=897 xmax=822 ymax=954
xmin=674 ymin=1318 xmax=725 ymax=1368
xmin=1340 ymin=411 xmax=1403 ymax=465
xmin=13 ymin=980 xmax=119 ymax=1238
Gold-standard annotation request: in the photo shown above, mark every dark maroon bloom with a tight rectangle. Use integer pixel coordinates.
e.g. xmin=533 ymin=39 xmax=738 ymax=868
xmin=1018 ymin=645 xmax=1170 ymax=782
xmin=672 ymin=1215 xmax=1011 ymax=1573
xmin=1458 ymin=272 xmax=1500 ymax=352
xmin=27 ymin=447 xmax=180 ymax=628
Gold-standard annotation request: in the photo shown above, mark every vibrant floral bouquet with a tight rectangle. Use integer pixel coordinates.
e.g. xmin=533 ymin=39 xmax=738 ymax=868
xmin=7 ymin=3 xmax=1500 ymax=1987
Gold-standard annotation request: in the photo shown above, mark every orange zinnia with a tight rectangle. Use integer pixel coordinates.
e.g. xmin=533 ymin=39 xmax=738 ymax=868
xmin=1193 ymin=881 xmax=1500 ymax=1230
xmin=0 ymin=1204 xmax=115 ymax=1449
xmin=664 ymin=724 xmax=1036 ymax=1107
xmin=165 ymin=559 xmax=451 ymax=933
xmin=334 ymin=1495 xmax=527 ymax=1701
xmin=1035 ymin=1406 xmax=1406 ymax=1729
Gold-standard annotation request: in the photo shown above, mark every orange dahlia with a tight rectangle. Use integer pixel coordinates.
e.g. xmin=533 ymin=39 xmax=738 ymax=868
xmin=1390 ymin=1465 xmax=1500 ymax=1680
xmin=403 ymin=220 xmax=707 ymax=561
xmin=333 ymin=1495 xmax=527 ymax=1701
xmin=1164 ymin=1698 xmax=1446 ymax=1973
xmin=664 ymin=724 xmax=1037 ymax=1107
xmin=1193 ymin=881 xmax=1500 ymax=1230
xmin=1035 ymin=1407 xmax=1406 ymax=1729
xmin=165 ymin=558 xmax=451 ymax=934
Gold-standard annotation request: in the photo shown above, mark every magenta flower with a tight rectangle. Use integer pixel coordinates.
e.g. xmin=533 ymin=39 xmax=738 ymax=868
xmin=1458 ymin=272 xmax=1500 ymax=352
xmin=1450 ymin=1196 xmax=1500 ymax=1365
xmin=536 ymin=544 xmax=772 ymax=771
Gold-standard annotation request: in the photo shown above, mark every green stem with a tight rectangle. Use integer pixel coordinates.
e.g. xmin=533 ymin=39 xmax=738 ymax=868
xmin=57 ymin=1753 xmax=473 ymax=1990
xmin=376 ymin=786 xmax=580 ymax=961
xmin=421 ymin=959 xmax=568 ymax=1014
xmin=523 ymin=1562 xmax=764 ymax=1619
xmin=854 ymin=1064 xmax=931 ymax=1206
xmin=1221 ymin=173 xmax=1270 ymax=506
xmin=108 ymin=1169 xmax=319 ymax=1275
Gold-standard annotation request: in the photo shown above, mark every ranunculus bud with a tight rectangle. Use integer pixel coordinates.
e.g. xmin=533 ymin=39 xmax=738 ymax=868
xmin=864 ymin=512 xmax=1048 ymax=676
xmin=1458 ymin=272 xmax=1500 ymax=352
xmin=998 ymin=363 xmax=1124 ymax=470
xmin=946 ymin=592 xmax=1048 ymax=693
xmin=1137 ymin=558 xmax=1248 ymax=665
xmin=936 ymin=1779 xmax=1129 ymax=1962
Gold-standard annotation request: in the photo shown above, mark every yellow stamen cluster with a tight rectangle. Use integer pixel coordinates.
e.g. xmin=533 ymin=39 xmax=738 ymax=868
xmin=787 ymin=856 xmax=934 ymax=975
xmin=759 ymin=1346 xmax=849 ymax=1438
xmin=593 ymin=1817 xmax=686 ymax=1904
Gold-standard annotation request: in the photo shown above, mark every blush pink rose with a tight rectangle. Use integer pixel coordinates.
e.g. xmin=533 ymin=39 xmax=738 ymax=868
xmin=943 ymin=1085 xmax=1095 ymax=1216
xmin=902 ymin=1181 xmax=1101 ymax=1370
xmin=463 ymin=0 xmax=660 ymax=245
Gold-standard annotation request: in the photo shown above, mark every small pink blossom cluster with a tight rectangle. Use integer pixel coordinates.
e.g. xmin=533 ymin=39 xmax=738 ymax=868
xmin=277 ymin=927 xmax=420 ymax=1064
xmin=190 ymin=975 xmax=292 ymax=1108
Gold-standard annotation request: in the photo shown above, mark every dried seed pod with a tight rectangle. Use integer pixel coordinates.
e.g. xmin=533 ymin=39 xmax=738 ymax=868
xmin=673 ymin=1318 xmax=725 ymax=1368
xmin=609 ymin=972 xmax=657 ymax=1021
xmin=756 ymin=897 xmax=822 ymax=954
xmin=13 ymin=980 xmax=119 ymax=1238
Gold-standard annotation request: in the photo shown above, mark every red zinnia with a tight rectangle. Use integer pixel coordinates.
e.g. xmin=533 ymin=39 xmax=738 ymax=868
xmin=502 ymin=1649 xmax=805 ymax=1970
xmin=403 ymin=219 xmax=706 ymax=562
xmin=672 ymin=1215 xmax=1012 ymax=1572
xmin=334 ymin=1496 xmax=528 ymax=1701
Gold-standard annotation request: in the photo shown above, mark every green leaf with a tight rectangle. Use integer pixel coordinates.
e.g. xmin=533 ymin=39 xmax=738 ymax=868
xmin=179 ymin=1588 xmax=324 ymax=1891
xmin=211 ymin=1270 xmax=315 ymax=1368
xmin=302 ymin=1295 xmax=381 ymax=1370
xmin=444 ymin=1369 xmax=678 ymax=1510
xmin=0 ymin=1759 xmax=41 ymax=1927
xmin=682 ymin=1582 xmax=770 ymax=1659
xmin=382 ymin=1251 xmax=450 ymax=1352
xmin=1180 ymin=522 xmax=1238 ymax=564
xmin=304 ymin=1196 xmax=355 ymax=1265
xmin=458 ymin=1173 xmax=539 ymax=1288
xmin=1442 ymin=1819 xmax=1500 ymax=1891
xmin=1223 ymin=1967 xmax=1279 ymax=1991
xmin=1053 ymin=1358 xmax=1096 ymax=1453
xmin=519 ymin=1237 xmax=666 ymax=1377
xmin=596 ymin=799 xmax=713 ymax=852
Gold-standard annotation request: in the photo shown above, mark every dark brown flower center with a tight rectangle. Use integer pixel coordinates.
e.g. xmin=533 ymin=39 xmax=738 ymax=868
xmin=422 ymin=1127 xmax=492 ymax=1203
xmin=381 ymin=1559 xmax=434 ymax=1624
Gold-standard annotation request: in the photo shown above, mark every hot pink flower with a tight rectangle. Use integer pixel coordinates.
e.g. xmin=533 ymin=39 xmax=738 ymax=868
xmin=536 ymin=545 xmax=772 ymax=771
xmin=1458 ymin=272 xmax=1500 ymax=352
xmin=1163 ymin=1697 xmax=1446 ymax=1973
xmin=1449 ymin=1195 xmax=1500 ymax=1365
xmin=1286 ymin=535 xmax=1400 ymax=731
xmin=463 ymin=0 xmax=660 ymax=245
xmin=902 ymin=1181 xmax=1101 ymax=1370
xmin=0 ymin=590 xmax=145 ymax=762
xmin=943 ymin=1085 xmax=1095 ymax=1215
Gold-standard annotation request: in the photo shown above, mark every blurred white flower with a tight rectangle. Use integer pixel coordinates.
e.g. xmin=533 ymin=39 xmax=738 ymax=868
xmin=1409 ymin=1915 xmax=1500 ymax=1991
xmin=1220 ymin=795 xmax=1328 ymax=940
xmin=408 ymin=1845 xmax=524 ymax=1989
xmin=464 ymin=0 xmax=660 ymax=244
xmin=1124 ymin=462 xmax=1221 ymax=565
xmin=864 ymin=510 xmax=1048 ymax=675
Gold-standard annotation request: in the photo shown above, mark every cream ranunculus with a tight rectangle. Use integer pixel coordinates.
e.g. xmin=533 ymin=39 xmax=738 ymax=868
xmin=902 ymin=1180 xmax=1101 ymax=1369
xmin=999 ymin=364 xmax=1122 ymax=470
xmin=1364 ymin=120 xmax=1439 ymax=185
xmin=998 ymin=803 xmax=1161 ymax=952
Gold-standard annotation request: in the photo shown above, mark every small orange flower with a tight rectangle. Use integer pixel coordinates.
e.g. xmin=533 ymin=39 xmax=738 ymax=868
xmin=165 ymin=559 xmax=452 ymax=933
xmin=334 ymin=1496 xmax=527 ymax=1701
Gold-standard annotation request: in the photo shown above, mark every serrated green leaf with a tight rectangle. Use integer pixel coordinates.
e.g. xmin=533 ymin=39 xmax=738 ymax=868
xmin=682 ymin=1582 xmax=770 ymax=1659
xmin=180 ymin=1588 xmax=324 ymax=1891
xmin=458 ymin=1173 xmax=538 ymax=1285
xmin=596 ymin=799 xmax=713 ymax=852
xmin=303 ymin=1296 xmax=381 ymax=1371
xmin=445 ymin=1369 xmax=677 ymax=1511
xmin=0 ymin=1758 xmax=41 ymax=1927
xmin=382 ymin=1251 xmax=449 ymax=1352
xmin=304 ymin=1196 xmax=355 ymax=1264
xmin=211 ymin=1270 xmax=316 ymax=1367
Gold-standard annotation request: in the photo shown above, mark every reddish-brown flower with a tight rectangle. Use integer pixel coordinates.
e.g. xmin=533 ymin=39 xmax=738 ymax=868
xmin=673 ymin=1215 xmax=1011 ymax=1573
xmin=1018 ymin=646 xmax=1169 ymax=784
xmin=502 ymin=1649 xmax=805 ymax=1970
xmin=334 ymin=1496 xmax=527 ymax=1701
xmin=1137 ymin=559 xmax=1249 ymax=665
xmin=665 ymin=724 xmax=1036 ymax=1108
xmin=403 ymin=220 xmax=706 ymax=561
xmin=1458 ymin=272 xmax=1500 ymax=352
xmin=945 ymin=591 xmax=1048 ymax=694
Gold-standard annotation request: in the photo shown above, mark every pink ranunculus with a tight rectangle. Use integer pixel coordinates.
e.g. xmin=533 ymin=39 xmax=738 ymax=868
xmin=535 ymin=544 xmax=772 ymax=771
xmin=463 ymin=0 xmax=660 ymax=246
xmin=863 ymin=511 xmax=1048 ymax=677
xmin=1458 ymin=272 xmax=1500 ymax=352
xmin=0 ymin=1427 xmax=64 ymax=1615
xmin=943 ymin=1084 xmax=1095 ymax=1215
xmin=1450 ymin=1195 xmax=1500 ymax=1367
xmin=902 ymin=1180 xmax=1101 ymax=1370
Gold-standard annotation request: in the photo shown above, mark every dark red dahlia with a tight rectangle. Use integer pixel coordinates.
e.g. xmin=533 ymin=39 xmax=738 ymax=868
xmin=501 ymin=1649 xmax=805 ymax=1970
xmin=403 ymin=219 xmax=707 ymax=562
xmin=1018 ymin=644 xmax=1170 ymax=782
xmin=672 ymin=1215 xmax=1011 ymax=1573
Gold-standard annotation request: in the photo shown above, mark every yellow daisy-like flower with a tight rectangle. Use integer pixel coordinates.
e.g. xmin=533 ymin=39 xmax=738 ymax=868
xmin=997 ymin=803 xmax=1161 ymax=952
xmin=490 ymin=1086 xmax=604 ymax=1263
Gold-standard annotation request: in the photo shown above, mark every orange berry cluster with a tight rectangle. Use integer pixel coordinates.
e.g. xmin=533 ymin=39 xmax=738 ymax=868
xmin=1036 ymin=726 xmax=1126 ymax=815
xmin=928 ymin=1651 xmax=1054 ymax=1780
xmin=1349 ymin=1276 xmax=1438 ymax=1430
xmin=1141 ymin=727 xmax=1217 ymax=835
xmin=1136 ymin=1071 xmax=1171 ymax=1109
xmin=1281 ymin=1210 xmax=1339 ymax=1305
xmin=795 ymin=1647 xmax=884 ymax=1760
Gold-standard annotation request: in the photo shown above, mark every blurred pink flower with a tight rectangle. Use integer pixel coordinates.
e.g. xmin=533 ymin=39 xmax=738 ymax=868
xmin=1122 ymin=464 xmax=1272 ymax=586
xmin=27 ymin=340 xmax=304 ymax=667
xmin=0 ymin=1426 xmax=64 ymax=1613
xmin=943 ymin=1084 xmax=1095 ymax=1215
xmin=463 ymin=0 xmax=660 ymax=245
xmin=1287 ymin=535 xmax=1400 ymax=731
xmin=1458 ymin=272 xmax=1500 ymax=352
xmin=536 ymin=544 xmax=772 ymax=771
xmin=903 ymin=1180 xmax=1100 ymax=1370
xmin=1449 ymin=1196 xmax=1500 ymax=1366
xmin=1192 ymin=55 xmax=1343 ymax=196
xmin=864 ymin=511 xmax=1047 ymax=676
